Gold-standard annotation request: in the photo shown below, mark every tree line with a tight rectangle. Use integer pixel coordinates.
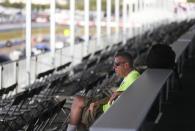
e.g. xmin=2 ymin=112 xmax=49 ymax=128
xmin=0 ymin=0 xmax=120 ymax=13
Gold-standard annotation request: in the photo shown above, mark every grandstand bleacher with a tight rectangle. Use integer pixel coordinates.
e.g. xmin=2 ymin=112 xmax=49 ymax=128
xmin=0 ymin=19 xmax=195 ymax=131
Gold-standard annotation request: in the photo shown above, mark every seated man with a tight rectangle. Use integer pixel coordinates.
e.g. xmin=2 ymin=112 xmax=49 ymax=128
xmin=66 ymin=52 xmax=140 ymax=131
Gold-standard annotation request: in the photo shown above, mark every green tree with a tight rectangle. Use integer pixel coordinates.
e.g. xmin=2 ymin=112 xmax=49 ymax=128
xmin=56 ymin=3 xmax=69 ymax=10
xmin=32 ymin=4 xmax=49 ymax=11
xmin=0 ymin=0 xmax=118 ymax=12
xmin=0 ymin=1 xmax=24 ymax=9
xmin=188 ymin=0 xmax=195 ymax=2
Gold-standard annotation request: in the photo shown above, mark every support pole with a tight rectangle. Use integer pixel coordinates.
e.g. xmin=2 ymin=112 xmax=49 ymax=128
xmin=115 ymin=0 xmax=119 ymax=37
xmin=70 ymin=0 xmax=75 ymax=59
xmin=107 ymin=0 xmax=111 ymax=37
xmin=123 ymin=0 xmax=127 ymax=44
xmin=128 ymin=1 xmax=132 ymax=38
xmin=96 ymin=0 xmax=102 ymax=47
xmin=84 ymin=0 xmax=89 ymax=55
xmin=26 ymin=0 xmax=31 ymax=85
xmin=50 ymin=0 xmax=56 ymax=67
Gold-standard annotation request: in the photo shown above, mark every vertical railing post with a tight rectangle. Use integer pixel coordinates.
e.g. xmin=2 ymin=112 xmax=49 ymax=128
xmin=35 ymin=56 xmax=38 ymax=80
xmin=0 ymin=66 xmax=3 ymax=89
xmin=15 ymin=62 xmax=19 ymax=93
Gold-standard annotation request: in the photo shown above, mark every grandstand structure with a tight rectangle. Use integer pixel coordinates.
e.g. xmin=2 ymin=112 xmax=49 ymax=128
xmin=0 ymin=0 xmax=195 ymax=131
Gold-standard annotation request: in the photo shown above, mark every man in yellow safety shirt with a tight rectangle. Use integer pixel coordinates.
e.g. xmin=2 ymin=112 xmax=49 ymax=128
xmin=66 ymin=51 xmax=140 ymax=131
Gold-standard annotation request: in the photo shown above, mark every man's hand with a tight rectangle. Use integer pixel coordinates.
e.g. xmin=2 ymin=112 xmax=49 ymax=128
xmin=108 ymin=91 xmax=121 ymax=104
xmin=88 ymin=101 xmax=100 ymax=112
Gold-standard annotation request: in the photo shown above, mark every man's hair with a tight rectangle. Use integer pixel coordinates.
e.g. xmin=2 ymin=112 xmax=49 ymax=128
xmin=115 ymin=51 xmax=133 ymax=66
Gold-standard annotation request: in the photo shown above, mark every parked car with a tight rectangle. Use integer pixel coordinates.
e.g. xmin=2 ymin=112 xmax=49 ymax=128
xmin=35 ymin=43 xmax=50 ymax=52
xmin=5 ymin=40 xmax=12 ymax=47
xmin=0 ymin=54 xmax=10 ymax=64
xmin=9 ymin=49 xmax=23 ymax=61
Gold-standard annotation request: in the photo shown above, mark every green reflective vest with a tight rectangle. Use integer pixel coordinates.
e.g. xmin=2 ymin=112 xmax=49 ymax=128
xmin=102 ymin=70 xmax=140 ymax=112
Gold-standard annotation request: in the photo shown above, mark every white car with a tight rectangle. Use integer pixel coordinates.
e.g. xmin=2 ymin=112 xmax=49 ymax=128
xmin=32 ymin=48 xmax=42 ymax=55
xmin=9 ymin=50 xmax=22 ymax=61
xmin=55 ymin=41 xmax=64 ymax=49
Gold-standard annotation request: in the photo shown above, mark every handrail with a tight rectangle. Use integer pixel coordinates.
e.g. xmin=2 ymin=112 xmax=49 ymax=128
xmin=90 ymin=69 xmax=173 ymax=131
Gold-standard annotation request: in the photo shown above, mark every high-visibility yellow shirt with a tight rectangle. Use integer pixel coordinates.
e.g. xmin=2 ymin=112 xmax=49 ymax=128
xmin=102 ymin=70 xmax=140 ymax=112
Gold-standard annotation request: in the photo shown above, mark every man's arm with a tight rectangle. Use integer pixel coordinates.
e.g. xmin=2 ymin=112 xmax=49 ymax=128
xmin=89 ymin=91 xmax=123 ymax=112
xmin=96 ymin=97 xmax=110 ymax=105
xmin=108 ymin=91 xmax=123 ymax=104
xmin=88 ymin=97 xmax=110 ymax=112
